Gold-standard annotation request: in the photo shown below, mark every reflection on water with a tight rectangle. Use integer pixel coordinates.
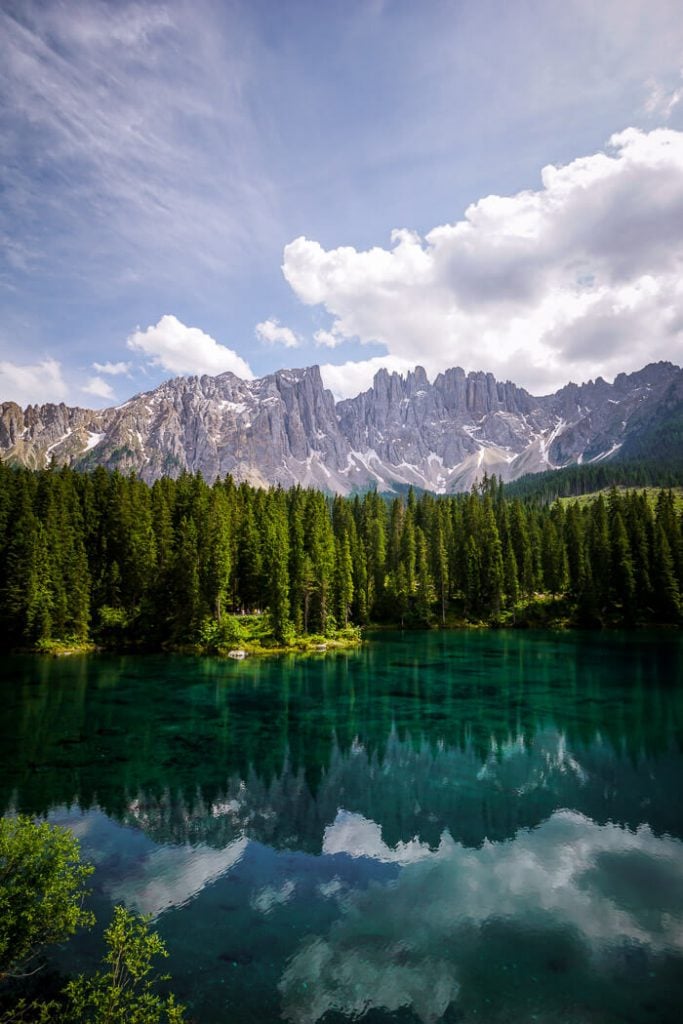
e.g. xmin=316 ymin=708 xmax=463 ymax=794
xmin=2 ymin=630 xmax=683 ymax=1023
xmin=281 ymin=810 xmax=683 ymax=1024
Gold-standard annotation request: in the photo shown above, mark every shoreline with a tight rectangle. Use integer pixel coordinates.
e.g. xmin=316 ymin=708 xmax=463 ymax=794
xmin=12 ymin=618 xmax=682 ymax=659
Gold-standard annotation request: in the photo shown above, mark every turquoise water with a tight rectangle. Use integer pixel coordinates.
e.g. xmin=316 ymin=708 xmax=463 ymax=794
xmin=2 ymin=630 xmax=683 ymax=1023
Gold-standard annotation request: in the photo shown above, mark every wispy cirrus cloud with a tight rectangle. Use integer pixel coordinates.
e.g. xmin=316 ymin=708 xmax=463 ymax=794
xmin=643 ymin=69 xmax=683 ymax=121
xmin=0 ymin=0 xmax=275 ymax=291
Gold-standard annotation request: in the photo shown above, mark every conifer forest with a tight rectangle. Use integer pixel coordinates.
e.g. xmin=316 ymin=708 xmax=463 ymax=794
xmin=0 ymin=460 xmax=681 ymax=653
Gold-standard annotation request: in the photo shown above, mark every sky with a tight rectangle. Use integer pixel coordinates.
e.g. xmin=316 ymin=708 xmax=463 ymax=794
xmin=1 ymin=0 xmax=683 ymax=408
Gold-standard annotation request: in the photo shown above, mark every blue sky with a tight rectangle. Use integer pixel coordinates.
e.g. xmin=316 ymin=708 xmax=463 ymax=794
xmin=1 ymin=0 xmax=683 ymax=407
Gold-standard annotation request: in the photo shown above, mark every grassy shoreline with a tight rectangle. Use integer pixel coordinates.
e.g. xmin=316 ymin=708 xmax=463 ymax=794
xmin=15 ymin=598 xmax=682 ymax=659
xmin=26 ymin=620 xmax=363 ymax=658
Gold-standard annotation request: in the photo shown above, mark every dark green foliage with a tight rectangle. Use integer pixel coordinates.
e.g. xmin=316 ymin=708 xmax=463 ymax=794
xmin=506 ymin=457 xmax=683 ymax=502
xmin=0 ymin=463 xmax=681 ymax=644
xmin=618 ymin=396 xmax=683 ymax=463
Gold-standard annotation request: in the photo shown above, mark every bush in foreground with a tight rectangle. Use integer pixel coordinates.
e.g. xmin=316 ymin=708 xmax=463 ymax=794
xmin=0 ymin=818 xmax=185 ymax=1024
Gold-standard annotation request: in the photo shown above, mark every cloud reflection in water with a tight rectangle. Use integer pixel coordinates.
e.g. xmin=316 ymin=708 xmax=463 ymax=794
xmin=280 ymin=810 xmax=683 ymax=1024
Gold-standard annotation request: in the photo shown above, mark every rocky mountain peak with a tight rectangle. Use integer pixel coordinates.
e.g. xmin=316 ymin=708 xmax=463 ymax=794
xmin=1 ymin=360 xmax=681 ymax=494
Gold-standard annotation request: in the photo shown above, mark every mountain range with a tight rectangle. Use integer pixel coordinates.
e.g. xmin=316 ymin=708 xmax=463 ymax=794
xmin=1 ymin=360 xmax=681 ymax=494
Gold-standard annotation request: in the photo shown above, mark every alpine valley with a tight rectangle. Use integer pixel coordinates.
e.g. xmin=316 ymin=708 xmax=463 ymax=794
xmin=1 ymin=360 xmax=681 ymax=494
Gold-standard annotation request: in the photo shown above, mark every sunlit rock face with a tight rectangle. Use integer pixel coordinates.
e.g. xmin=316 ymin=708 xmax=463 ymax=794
xmin=1 ymin=360 xmax=680 ymax=492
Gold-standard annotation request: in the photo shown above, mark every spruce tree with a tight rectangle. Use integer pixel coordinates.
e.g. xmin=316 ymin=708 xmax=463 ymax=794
xmin=653 ymin=524 xmax=682 ymax=622
xmin=610 ymin=510 xmax=636 ymax=622
xmin=414 ymin=526 xmax=435 ymax=625
xmin=479 ymin=499 xmax=504 ymax=616
xmin=264 ymin=493 xmax=291 ymax=643
xmin=335 ymin=532 xmax=354 ymax=626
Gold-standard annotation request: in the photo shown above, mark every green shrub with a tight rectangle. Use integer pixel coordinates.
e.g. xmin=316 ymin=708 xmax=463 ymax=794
xmin=0 ymin=817 xmax=94 ymax=982
xmin=0 ymin=818 xmax=185 ymax=1023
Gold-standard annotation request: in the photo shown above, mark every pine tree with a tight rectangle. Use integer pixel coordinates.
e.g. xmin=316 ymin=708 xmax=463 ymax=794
xmin=541 ymin=513 xmax=566 ymax=595
xmin=465 ymin=535 xmax=481 ymax=618
xmin=414 ymin=526 xmax=435 ymax=625
xmin=504 ymin=543 xmax=519 ymax=608
xmin=264 ymin=493 xmax=291 ymax=643
xmin=610 ymin=510 xmax=636 ymax=621
xmin=387 ymin=498 xmax=403 ymax=577
xmin=564 ymin=502 xmax=586 ymax=597
xmin=237 ymin=501 xmax=263 ymax=613
xmin=203 ymin=486 xmax=232 ymax=621
xmin=653 ymin=524 xmax=682 ymax=622
xmin=365 ymin=493 xmax=387 ymax=614
xmin=431 ymin=512 xmax=449 ymax=625
xmin=335 ymin=532 xmax=354 ymax=626
xmin=393 ymin=564 xmax=409 ymax=628
xmin=306 ymin=491 xmax=335 ymax=633
xmin=625 ymin=492 xmax=653 ymax=611
xmin=588 ymin=495 xmax=611 ymax=612
xmin=400 ymin=507 xmax=417 ymax=596
xmin=508 ymin=500 xmax=534 ymax=597
xmin=169 ymin=516 xmax=202 ymax=641
xmin=480 ymin=499 xmax=504 ymax=616
xmin=288 ymin=487 xmax=307 ymax=633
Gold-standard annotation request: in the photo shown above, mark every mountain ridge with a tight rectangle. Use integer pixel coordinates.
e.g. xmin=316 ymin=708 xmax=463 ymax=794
xmin=1 ymin=360 xmax=680 ymax=494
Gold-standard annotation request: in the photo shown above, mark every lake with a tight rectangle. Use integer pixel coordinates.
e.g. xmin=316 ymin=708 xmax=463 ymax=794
xmin=2 ymin=629 xmax=683 ymax=1023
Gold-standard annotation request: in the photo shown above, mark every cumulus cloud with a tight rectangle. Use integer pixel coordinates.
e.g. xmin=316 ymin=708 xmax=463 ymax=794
xmin=92 ymin=360 xmax=131 ymax=376
xmin=127 ymin=314 xmax=253 ymax=379
xmin=0 ymin=356 xmax=68 ymax=406
xmin=82 ymin=375 xmax=115 ymax=400
xmin=320 ymin=355 xmax=416 ymax=400
xmin=255 ymin=318 xmax=300 ymax=348
xmin=313 ymin=328 xmax=342 ymax=348
xmin=284 ymin=128 xmax=683 ymax=394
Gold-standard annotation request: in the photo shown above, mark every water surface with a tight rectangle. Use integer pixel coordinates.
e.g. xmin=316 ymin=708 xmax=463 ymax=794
xmin=2 ymin=630 xmax=683 ymax=1023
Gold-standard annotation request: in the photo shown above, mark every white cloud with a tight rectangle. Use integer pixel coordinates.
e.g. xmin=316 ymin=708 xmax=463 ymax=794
xmin=255 ymin=318 xmax=300 ymax=348
xmin=82 ymin=375 xmax=115 ymax=400
xmin=643 ymin=70 xmax=683 ymax=121
xmin=313 ymin=328 xmax=342 ymax=348
xmin=0 ymin=356 xmax=67 ymax=406
xmin=127 ymin=314 xmax=253 ymax=379
xmin=284 ymin=128 xmax=683 ymax=394
xmin=92 ymin=360 xmax=131 ymax=376
xmin=320 ymin=355 xmax=417 ymax=400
